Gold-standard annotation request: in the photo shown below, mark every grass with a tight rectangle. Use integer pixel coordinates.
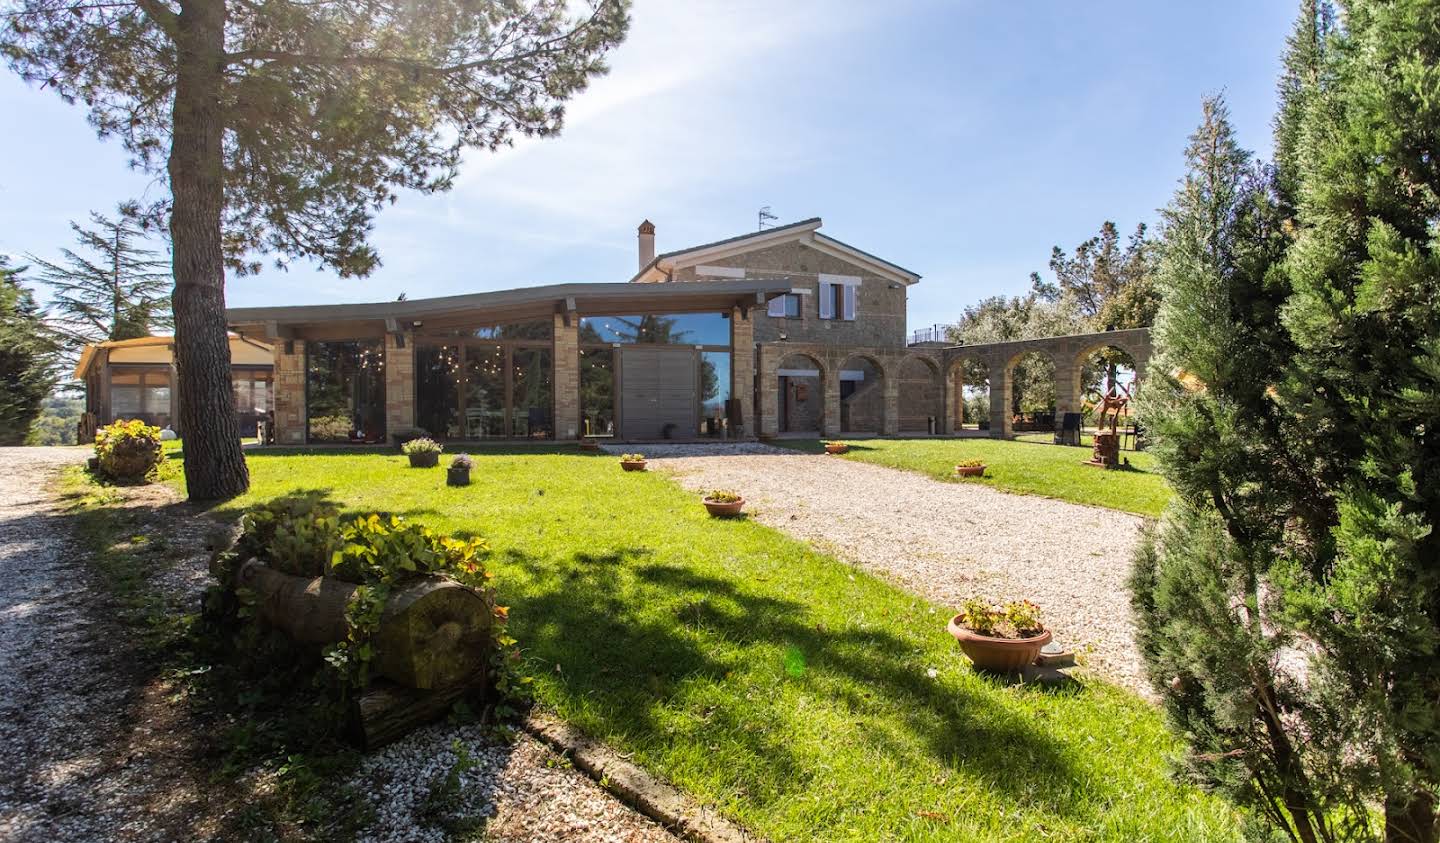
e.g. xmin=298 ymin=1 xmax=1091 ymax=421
xmin=782 ymin=438 xmax=1171 ymax=517
xmin=169 ymin=447 xmax=1239 ymax=842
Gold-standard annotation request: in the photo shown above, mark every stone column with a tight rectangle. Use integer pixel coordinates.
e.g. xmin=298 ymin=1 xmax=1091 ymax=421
xmin=756 ymin=341 xmax=778 ymax=438
xmin=989 ymin=354 xmax=1010 ymax=438
xmin=1053 ymin=349 xmax=1082 ymax=423
xmin=822 ymin=366 xmax=842 ymax=437
xmin=882 ymin=362 xmax=900 ymax=436
xmin=273 ymin=339 xmax=307 ymax=444
xmin=384 ymin=332 xmax=415 ymax=437
xmin=730 ymin=306 xmax=756 ymax=438
xmin=553 ymin=311 xmax=580 ymax=440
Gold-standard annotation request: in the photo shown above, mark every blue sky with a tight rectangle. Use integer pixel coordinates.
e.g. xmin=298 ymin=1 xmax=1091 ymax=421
xmin=0 ymin=0 xmax=1297 ymax=329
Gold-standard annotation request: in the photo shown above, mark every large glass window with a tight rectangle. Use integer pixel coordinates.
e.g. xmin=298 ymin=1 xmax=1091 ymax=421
xmin=416 ymin=344 xmax=462 ymax=439
xmin=447 ymin=321 xmax=553 ymax=341
xmin=699 ymin=351 xmax=731 ymax=437
xmin=511 ymin=347 xmax=552 ymax=439
xmin=111 ymin=372 xmax=141 ymax=416
xmin=108 ymin=368 xmax=171 ymax=427
xmin=306 ymin=340 xmax=386 ymax=443
xmin=579 ymin=312 xmax=730 ymax=346
xmin=579 ymin=348 xmax=615 ymax=438
xmin=463 ymin=344 xmax=505 ymax=438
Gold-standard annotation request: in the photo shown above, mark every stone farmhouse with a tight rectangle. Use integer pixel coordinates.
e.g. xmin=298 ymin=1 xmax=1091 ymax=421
xmin=226 ymin=218 xmax=1150 ymax=445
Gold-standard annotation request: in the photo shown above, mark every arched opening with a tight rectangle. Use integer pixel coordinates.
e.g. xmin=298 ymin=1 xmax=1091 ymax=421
xmin=950 ymin=357 xmax=990 ymax=433
xmin=1077 ymin=344 xmax=1140 ymax=448
xmin=776 ymin=353 xmax=824 ymax=435
xmin=897 ymin=356 xmax=942 ymax=434
xmin=1006 ymin=350 xmax=1056 ymax=434
xmin=839 ymin=355 xmax=884 ymax=434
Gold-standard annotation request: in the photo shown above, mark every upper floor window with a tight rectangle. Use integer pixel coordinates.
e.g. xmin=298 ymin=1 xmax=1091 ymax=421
xmin=767 ymin=294 xmax=801 ymax=319
xmin=818 ymin=277 xmax=858 ymax=321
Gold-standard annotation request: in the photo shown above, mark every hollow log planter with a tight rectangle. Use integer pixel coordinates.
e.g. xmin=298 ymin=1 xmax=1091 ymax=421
xmin=235 ymin=558 xmax=492 ymax=748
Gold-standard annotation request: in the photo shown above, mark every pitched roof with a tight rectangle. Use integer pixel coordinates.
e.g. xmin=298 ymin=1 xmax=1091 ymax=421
xmin=629 ymin=217 xmax=920 ymax=285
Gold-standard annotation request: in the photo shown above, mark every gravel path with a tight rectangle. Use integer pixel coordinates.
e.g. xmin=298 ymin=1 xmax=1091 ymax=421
xmin=0 ymin=446 xmax=676 ymax=842
xmin=635 ymin=443 xmax=1151 ymax=695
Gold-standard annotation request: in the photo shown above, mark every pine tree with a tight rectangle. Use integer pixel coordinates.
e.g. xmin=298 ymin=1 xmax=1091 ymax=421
xmin=0 ymin=258 xmax=59 ymax=445
xmin=1278 ymin=1 xmax=1440 ymax=838
xmin=2 ymin=0 xmax=628 ymax=499
xmin=1129 ymin=96 xmax=1353 ymax=842
xmin=29 ymin=203 xmax=172 ymax=356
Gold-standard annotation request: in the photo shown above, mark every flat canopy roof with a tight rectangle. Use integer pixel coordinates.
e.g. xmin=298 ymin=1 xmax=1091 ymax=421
xmin=228 ymin=278 xmax=792 ymax=341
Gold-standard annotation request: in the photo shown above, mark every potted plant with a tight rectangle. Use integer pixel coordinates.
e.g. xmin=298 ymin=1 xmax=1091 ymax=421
xmin=701 ymin=489 xmax=745 ymax=518
xmin=447 ymin=454 xmax=473 ymax=486
xmin=620 ymin=453 xmax=647 ymax=472
xmin=946 ymin=598 xmax=1051 ymax=673
xmin=954 ymin=458 xmax=988 ymax=477
xmin=402 ymin=437 xmax=442 ymax=468
xmin=824 ymin=441 xmax=849 ymax=455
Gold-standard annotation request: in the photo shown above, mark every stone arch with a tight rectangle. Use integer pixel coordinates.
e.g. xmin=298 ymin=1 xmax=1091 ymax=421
xmin=1001 ymin=347 xmax=1059 ymax=437
xmin=1068 ymin=341 xmax=1141 ymax=430
xmin=776 ymin=352 xmax=825 ymax=435
xmin=838 ymin=354 xmax=885 ymax=435
xmin=897 ymin=354 xmax=942 ymax=433
xmin=946 ymin=354 xmax=992 ymax=432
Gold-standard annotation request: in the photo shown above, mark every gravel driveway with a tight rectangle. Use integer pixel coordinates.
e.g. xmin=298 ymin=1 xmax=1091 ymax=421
xmin=0 ymin=446 xmax=676 ymax=842
xmin=637 ymin=443 xmax=1152 ymax=695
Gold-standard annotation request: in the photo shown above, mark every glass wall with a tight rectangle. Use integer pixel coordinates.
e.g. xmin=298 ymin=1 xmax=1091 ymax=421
xmin=511 ymin=347 xmax=552 ymax=438
xmin=108 ymin=367 xmax=172 ymax=428
xmin=416 ymin=344 xmax=461 ymax=439
xmin=579 ymin=312 xmax=730 ymax=346
xmin=413 ymin=334 xmax=553 ymax=441
xmin=307 ymin=340 xmax=386 ymax=443
xmin=699 ymin=351 xmax=731 ymax=437
xmin=464 ymin=343 xmax=505 ymax=439
xmin=579 ymin=347 xmax=615 ymax=438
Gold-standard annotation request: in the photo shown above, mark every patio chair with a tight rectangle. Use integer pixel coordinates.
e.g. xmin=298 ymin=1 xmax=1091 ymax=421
xmin=1054 ymin=412 xmax=1083 ymax=446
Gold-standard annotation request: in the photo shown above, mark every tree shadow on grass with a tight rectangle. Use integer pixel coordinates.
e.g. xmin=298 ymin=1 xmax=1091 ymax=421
xmin=497 ymin=544 xmax=1096 ymax=825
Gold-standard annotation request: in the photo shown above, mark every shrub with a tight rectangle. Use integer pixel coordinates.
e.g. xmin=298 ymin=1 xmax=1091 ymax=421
xmin=449 ymin=454 xmax=473 ymax=469
xmin=957 ymin=597 xmax=1044 ymax=639
xmin=94 ymin=419 xmax=164 ymax=481
xmin=703 ymin=489 xmax=741 ymax=504
xmin=401 ymin=437 xmax=442 ymax=456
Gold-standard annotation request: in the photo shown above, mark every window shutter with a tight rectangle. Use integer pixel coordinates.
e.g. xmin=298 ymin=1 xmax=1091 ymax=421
xmin=767 ymin=296 xmax=786 ymax=318
xmin=818 ymin=283 xmax=834 ymax=319
xmin=842 ymin=285 xmax=857 ymax=321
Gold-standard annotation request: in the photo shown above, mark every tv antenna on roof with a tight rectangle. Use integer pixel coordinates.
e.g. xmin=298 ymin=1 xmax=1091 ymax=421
xmin=758 ymin=206 xmax=778 ymax=231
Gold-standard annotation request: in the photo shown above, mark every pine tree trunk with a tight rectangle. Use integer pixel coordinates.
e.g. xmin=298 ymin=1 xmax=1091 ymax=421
xmin=1386 ymin=791 xmax=1437 ymax=843
xmin=169 ymin=0 xmax=249 ymax=500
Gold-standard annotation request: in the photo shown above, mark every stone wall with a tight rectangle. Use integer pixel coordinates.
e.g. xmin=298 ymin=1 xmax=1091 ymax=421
xmin=553 ymin=312 xmax=580 ymax=440
xmin=670 ymin=241 xmax=909 ymax=348
xmin=384 ymin=333 xmax=414 ymax=436
xmin=273 ymin=339 xmax=306 ymax=444
xmin=729 ymin=305 xmax=754 ymax=437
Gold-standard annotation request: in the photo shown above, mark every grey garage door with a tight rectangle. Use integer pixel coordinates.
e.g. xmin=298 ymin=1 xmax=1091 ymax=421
xmin=620 ymin=347 xmax=697 ymax=440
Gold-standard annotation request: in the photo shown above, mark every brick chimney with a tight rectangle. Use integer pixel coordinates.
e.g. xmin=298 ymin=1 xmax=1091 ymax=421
xmin=637 ymin=219 xmax=655 ymax=270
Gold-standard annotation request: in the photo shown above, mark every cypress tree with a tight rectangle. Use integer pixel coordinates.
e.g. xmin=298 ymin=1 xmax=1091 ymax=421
xmin=0 ymin=258 xmax=59 ymax=445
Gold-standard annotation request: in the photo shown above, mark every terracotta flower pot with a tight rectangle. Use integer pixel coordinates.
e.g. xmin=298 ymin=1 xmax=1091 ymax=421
xmin=825 ymin=443 xmax=848 ymax=455
xmin=621 ymin=460 xmax=647 ymax=472
xmin=955 ymin=464 xmax=987 ymax=477
xmin=702 ymin=497 xmax=745 ymax=517
xmin=947 ymin=615 xmax=1051 ymax=673
xmin=446 ymin=466 xmax=470 ymax=486
xmin=408 ymin=451 xmax=439 ymax=468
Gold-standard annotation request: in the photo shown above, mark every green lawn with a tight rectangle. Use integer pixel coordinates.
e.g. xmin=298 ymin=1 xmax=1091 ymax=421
xmin=775 ymin=438 xmax=1171 ymax=518
xmin=183 ymin=449 xmax=1234 ymax=841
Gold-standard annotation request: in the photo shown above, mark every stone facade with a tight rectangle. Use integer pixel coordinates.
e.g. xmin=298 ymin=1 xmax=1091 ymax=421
xmin=384 ymin=332 xmax=415 ymax=435
xmin=757 ymin=343 xmax=946 ymax=438
xmin=728 ymin=305 xmax=754 ymax=437
xmin=273 ymin=339 xmax=306 ymax=444
xmin=553 ymin=312 xmax=580 ymax=440
xmin=669 ymin=242 xmax=909 ymax=349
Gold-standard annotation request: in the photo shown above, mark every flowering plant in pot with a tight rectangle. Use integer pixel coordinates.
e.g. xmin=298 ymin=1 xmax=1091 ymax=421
xmin=701 ymin=489 xmax=745 ymax=518
xmin=402 ymin=437 xmax=442 ymax=467
xmin=946 ymin=597 xmax=1050 ymax=673
xmin=823 ymin=440 xmax=849 ymax=455
xmin=954 ymin=458 xmax=988 ymax=477
xmin=619 ymin=453 xmax=647 ymax=472
xmin=447 ymin=454 xmax=473 ymax=486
